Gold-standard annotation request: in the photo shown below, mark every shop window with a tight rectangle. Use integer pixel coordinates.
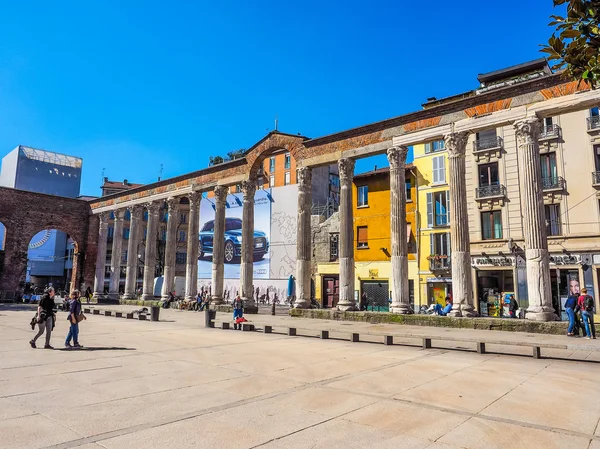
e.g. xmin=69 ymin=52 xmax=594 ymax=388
xmin=544 ymin=204 xmax=561 ymax=236
xmin=357 ymin=226 xmax=368 ymax=249
xmin=329 ymin=234 xmax=339 ymax=261
xmin=481 ymin=211 xmax=503 ymax=240
xmin=426 ymin=191 xmax=450 ymax=227
xmin=432 ymin=156 xmax=446 ymax=184
xmin=424 ymin=139 xmax=445 ymax=153
xmin=284 ymin=152 xmax=291 ymax=169
xmin=478 ymin=162 xmax=499 ymax=187
xmin=269 ymin=157 xmax=276 ymax=173
xmin=357 ymin=185 xmax=368 ymax=207
xmin=284 ymin=171 xmax=291 ymax=185
xmin=176 ymin=252 xmax=187 ymax=264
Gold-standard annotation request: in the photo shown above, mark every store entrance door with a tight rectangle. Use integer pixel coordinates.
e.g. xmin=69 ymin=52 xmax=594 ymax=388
xmin=322 ymin=276 xmax=339 ymax=309
xmin=361 ymin=280 xmax=389 ymax=312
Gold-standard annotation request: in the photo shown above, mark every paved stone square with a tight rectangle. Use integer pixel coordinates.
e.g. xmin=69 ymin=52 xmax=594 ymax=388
xmin=1 ymin=305 xmax=600 ymax=449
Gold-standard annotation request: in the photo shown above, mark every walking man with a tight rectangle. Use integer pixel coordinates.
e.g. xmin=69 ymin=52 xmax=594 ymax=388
xmin=30 ymin=287 xmax=56 ymax=349
xmin=579 ymin=288 xmax=596 ymax=340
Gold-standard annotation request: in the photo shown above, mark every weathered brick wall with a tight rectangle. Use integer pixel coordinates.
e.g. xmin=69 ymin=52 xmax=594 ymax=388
xmin=0 ymin=187 xmax=93 ymax=293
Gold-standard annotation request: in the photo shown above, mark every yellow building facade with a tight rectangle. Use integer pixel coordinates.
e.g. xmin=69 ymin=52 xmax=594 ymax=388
xmin=412 ymin=140 xmax=452 ymax=308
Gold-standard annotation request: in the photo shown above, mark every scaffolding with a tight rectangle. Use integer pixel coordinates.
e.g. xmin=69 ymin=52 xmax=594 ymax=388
xmin=19 ymin=146 xmax=83 ymax=169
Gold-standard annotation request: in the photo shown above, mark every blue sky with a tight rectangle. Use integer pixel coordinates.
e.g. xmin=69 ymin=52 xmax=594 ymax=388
xmin=0 ymin=0 xmax=559 ymax=196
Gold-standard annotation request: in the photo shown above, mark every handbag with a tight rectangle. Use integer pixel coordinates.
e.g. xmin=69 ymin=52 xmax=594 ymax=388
xmin=76 ymin=313 xmax=85 ymax=323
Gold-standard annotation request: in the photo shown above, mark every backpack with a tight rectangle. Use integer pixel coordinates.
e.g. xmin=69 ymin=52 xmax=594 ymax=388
xmin=584 ymin=295 xmax=595 ymax=312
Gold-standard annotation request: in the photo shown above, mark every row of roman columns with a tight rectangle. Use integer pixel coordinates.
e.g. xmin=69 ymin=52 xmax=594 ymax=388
xmin=92 ymin=116 xmax=555 ymax=320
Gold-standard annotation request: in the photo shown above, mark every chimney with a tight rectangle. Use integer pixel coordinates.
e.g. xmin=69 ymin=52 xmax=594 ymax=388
xmin=374 ymin=165 xmax=377 ymax=171
xmin=103 ymin=177 xmax=108 ymax=183
xmin=123 ymin=179 xmax=128 ymax=185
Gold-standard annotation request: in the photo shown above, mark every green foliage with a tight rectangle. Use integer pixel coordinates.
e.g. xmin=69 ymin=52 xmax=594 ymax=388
xmin=208 ymin=149 xmax=246 ymax=166
xmin=542 ymin=0 xmax=600 ymax=87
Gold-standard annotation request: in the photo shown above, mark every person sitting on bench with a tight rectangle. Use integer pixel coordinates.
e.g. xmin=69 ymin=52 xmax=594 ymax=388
xmin=430 ymin=297 xmax=453 ymax=316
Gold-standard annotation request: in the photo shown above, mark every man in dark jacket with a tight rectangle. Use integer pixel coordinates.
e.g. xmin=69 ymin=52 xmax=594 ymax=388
xmin=30 ymin=287 xmax=56 ymax=349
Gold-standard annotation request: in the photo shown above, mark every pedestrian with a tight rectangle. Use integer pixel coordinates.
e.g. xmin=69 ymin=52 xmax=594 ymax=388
xmin=508 ymin=295 xmax=519 ymax=319
xmin=65 ymin=290 xmax=86 ymax=348
xmin=85 ymin=286 xmax=92 ymax=304
xmin=30 ymin=287 xmax=56 ymax=349
xmin=361 ymin=291 xmax=368 ymax=311
xmin=430 ymin=297 xmax=452 ymax=316
xmin=565 ymin=294 xmax=577 ymax=336
xmin=578 ymin=288 xmax=596 ymax=340
xmin=232 ymin=294 xmax=243 ymax=329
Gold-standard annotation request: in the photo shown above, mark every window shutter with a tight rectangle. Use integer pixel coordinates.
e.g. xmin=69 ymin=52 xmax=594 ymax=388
xmin=430 ymin=233 xmax=434 ymax=256
xmin=425 ymin=143 xmax=431 ymax=154
xmin=357 ymin=227 xmax=368 ymax=245
xmin=446 ymin=190 xmax=450 ymax=224
xmin=446 ymin=232 xmax=451 ymax=257
xmin=432 ymin=157 xmax=438 ymax=184
xmin=426 ymin=192 xmax=433 ymax=228
xmin=440 ymin=156 xmax=446 ymax=183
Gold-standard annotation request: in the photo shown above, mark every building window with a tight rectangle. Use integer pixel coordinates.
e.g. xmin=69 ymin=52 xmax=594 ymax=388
xmin=176 ymin=252 xmax=187 ymax=264
xmin=481 ymin=211 xmax=503 ymax=240
xmin=540 ymin=153 xmax=558 ymax=185
xmin=357 ymin=226 xmax=368 ymax=248
xmin=269 ymin=157 xmax=276 ymax=173
xmin=545 ymin=204 xmax=561 ymax=236
xmin=160 ymin=229 xmax=167 ymax=241
xmin=430 ymin=232 xmax=451 ymax=256
xmin=592 ymin=107 xmax=599 ymax=117
xmin=123 ymin=228 xmax=130 ymax=240
xmin=357 ymin=185 xmax=368 ymax=207
xmin=406 ymin=178 xmax=412 ymax=201
xmin=269 ymin=175 xmax=275 ymax=187
xmin=478 ymin=162 xmax=499 ymax=187
xmin=180 ymin=213 xmax=187 ymax=224
xmin=179 ymin=230 xmax=186 ymax=242
xmin=284 ymin=171 xmax=291 ymax=185
xmin=124 ymin=210 xmax=131 ymax=221
xmin=284 ymin=152 xmax=291 ymax=169
xmin=329 ymin=234 xmax=339 ymax=261
xmin=432 ymin=155 xmax=446 ymax=184
xmin=107 ymin=226 xmax=114 ymax=239
xmin=143 ymin=211 xmax=148 ymax=222
xmin=426 ymin=191 xmax=450 ymax=227
xmin=425 ymin=139 xmax=445 ymax=153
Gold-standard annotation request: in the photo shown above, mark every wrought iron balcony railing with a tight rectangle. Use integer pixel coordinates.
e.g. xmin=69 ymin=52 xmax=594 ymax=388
xmin=539 ymin=124 xmax=561 ymax=140
xmin=542 ymin=176 xmax=565 ymax=191
xmin=473 ymin=136 xmax=503 ymax=153
xmin=428 ymin=256 xmax=451 ymax=271
xmin=593 ymin=171 xmax=600 ymax=186
xmin=587 ymin=116 xmax=600 ymax=131
xmin=476 ymin=184 xmax=506 ymax=199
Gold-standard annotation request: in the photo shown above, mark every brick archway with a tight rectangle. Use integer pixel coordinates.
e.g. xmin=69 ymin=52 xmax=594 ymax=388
xmin=244 ymin=132 xmax=307 ymax=178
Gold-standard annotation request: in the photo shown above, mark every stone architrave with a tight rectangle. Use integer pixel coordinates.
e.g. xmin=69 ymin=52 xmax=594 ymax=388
xmin=123 ymin=206 xmax=143 ymax=299
xmin=240 ymin=177 xmax=257 ymax=310
xmin=211 ymin=186 xmax=228 ymax=304
xmin=108 ymin=209 xmax=125 ymax=300
xmin=141 ymin=202 xmax=161 ymax=301
xmin=445 ymin=131 xmax=478 ymax=317
xmin=515 ymin=118 xmax=557 ymax=321
xmin=185 ymin=191 xmax=202 ymax=300
xmin=92 ymin=212 xmax=110 ymax=299
xmin=161 ymin=197 xmax=180 ymax=300
xmin=336 ymin=158 xmax=356 ymax=312
xmin=387 ymin=146 xmax=412 ymax=314
xmin=294 ymin=167 xmax=312 ymax=309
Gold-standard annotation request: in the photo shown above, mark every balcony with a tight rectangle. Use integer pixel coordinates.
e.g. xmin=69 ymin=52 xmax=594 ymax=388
xmin=428 ymin=256 xmax=451 ymax=272
xmin=542 ymin=176 xmax=565 ymax=192
xmin=587 ymin=116 xmax=600 ymax=132
xmin=473 ymin=136 xmax=503 ymax=162
xmin=539 ymin=124 xmax=561 ymax=141
xmin=476 ymin=184 xmax=506 ymax=199
xmin=593 ymin=171 xmax=600 ymax=187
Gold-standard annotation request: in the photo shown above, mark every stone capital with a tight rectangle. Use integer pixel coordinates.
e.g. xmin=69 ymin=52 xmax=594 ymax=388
xmin=297 ymin=166 xmax=312 ymax=187
xmin=386 ymin=146 xmax=409 ymax=170
xmin=188 ymin=191 xmax=202 ymax=207
xmin=128 ymin=205 xmax=143 ymax=221
xmin=98 ymin=211 xmax=110 ymax=223
xmin=338 ymin=158 xmax=355 ymax=182
xmin=146 ymin=201 xmax=161 ymax=215
xmin=165 ymin=197 xmax=180 ymax=213
xmin=444 ymin=131 xmax=470 ymax=158
xmin=240 ymin=177 xmax=257 ymax=200
xmin=514 ymin=118 xmax=541 ymax=145
xmin=113 ymin=209 xmax=126 ymax=221
xmin=214 ymin=185 xmax=228 ymax=204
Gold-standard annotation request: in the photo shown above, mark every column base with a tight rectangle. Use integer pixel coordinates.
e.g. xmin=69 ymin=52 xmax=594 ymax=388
xmin=461 ymin=306 xmax=479 ymax=318
xmin=161 ymin=295 xmax=170 ymax=301
xmin=526 ymin=308 xmax=558 ymax=322
xmin=122 ymin=293 xmax=137 ymax=300
xmin=211 ymin=296 xmax=223 ymax=305
xmin=390 ymin=305 xmax=413 ymax=314
xmin=337 ymin=301 xmax=356 ymax=312
xmin=107 ymin=293 xmax=120 ymax=301
xmin=92 ymin=293 xmax=105 ymax=301
xmin=294 ymin=298 xmax=311 ymax=309
xmin=141 ymin=294 xmax=155 ymax=301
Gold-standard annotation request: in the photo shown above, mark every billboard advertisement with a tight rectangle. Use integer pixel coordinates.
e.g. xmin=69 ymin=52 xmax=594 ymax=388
xmin=198 ymin=189 xmax=272 ymax=280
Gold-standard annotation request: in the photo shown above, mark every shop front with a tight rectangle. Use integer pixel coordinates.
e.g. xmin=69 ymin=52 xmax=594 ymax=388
xmin=471 ymin=255 xmax=517 ymax=318
xmin=548 ymin=253 xmax=596 ymax=321
xmin=425 ymin=277 xmax=452 ymax=307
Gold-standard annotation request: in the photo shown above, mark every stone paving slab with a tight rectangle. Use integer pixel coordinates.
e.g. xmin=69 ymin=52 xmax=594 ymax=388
xmin=1 ymin=306 xmax=599 ymax=449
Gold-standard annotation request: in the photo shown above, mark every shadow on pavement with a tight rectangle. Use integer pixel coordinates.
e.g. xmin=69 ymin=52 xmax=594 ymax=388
xmin=57 ymin=347 xmax=136 ymax=352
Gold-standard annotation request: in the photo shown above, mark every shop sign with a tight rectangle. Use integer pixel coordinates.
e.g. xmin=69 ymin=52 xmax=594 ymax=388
xmin=549 ymin=254 xmax=582 ymax=265
xmin=472 ymin=256 xmax=515 ymax=267
xmin=426 ymin=277 xmax=452 ymax=283
xmin=368 ymin=269 xmax=379 ymax=278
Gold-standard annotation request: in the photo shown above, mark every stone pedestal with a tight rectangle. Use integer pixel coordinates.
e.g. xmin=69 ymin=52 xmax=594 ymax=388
xmin=240 ymin=178 xmax=257 ymax=311
xmin=295 ymin=167 xmax=312 ymax=309
xmin=211 ymin=186 xmax=227 ymax=305
xmin=185 ymin=192 xmax=201 ymax=300
xmin=108 ymin=209 xmax=125 ymax=300
xmin=515 ymin=118 xmax=557 ymax=321
xmin=142 ymin=202 xmax=160 ymax=301
xmin=123 ymin=206 xmax=142 ymax=299
xmin=387 ymin=146 xmax=412 ymax=314
xmin=92 ymin=212 xmax=109 ymax=299
xmin=161 ymin=197 xmax=180 ymax=300
xmin=336 ymin=158 xmax=356 ymax=312
xmin=445 ymin=132 xmax=477 ymax=317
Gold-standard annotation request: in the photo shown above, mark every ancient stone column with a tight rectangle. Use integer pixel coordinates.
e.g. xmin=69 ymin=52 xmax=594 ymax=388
xmin=141 ymin=202 xmax=161 ymax=301
xmin=445 ymin=131 xmax=477 ymax=317
xmin=388 ymin=146 xmax=412 ymax=314
xmin=336 ymin=158 xmax=356 ymax=311
xmin=123 ymin=206 xmax=143 ymax=299
xmin=108 ymin=209 xmax=125 ymax=300
xmin=211 ymin=186 xmax=228 ymax=304
xmin=92 ymin=212 xmax=109 ymax=299
xmin=161 ymin=197 xmax=180 ymax=300
xmin=185 ymin=191 xmax=202 ymax=300
xmin=240 ymin=177 xmax=258 ymax=312
xmin=294 ymin=167 xmax=313 ymax=309
xmin=515 ymin=118 xmax=557 ymax=321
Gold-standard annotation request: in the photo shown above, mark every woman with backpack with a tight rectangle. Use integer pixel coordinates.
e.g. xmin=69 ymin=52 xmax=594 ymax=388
xmin=578 ymin=288 xmax=596 ymax=340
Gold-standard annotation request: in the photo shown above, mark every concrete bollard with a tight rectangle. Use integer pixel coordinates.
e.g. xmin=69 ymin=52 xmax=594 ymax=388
xmin=320 ymin=330 xmax=329 ymax=339
xmin=288 ymin=328 xmax=297 ymax=336
xmin=115 ymin=312 xmax=123 ymax=318
xmin=351 ymin=333 xmax=359 ymax=343
xmin=264 ymin=325 xmax=272 ymax=333
xmin=222 ymin=322 xmax=230 ymax=330
xmin=384 ymin=335 xmax=393 ymax=346
xmin=477 ymin=342 xmax=486 ymax=354
xmin=138 ymin=314 xmax=147 ymax=321
xmin=241 ymin=323 xmax=254 ymax=332
xmin=93 ymin=310 xmax=100 ymax=315
xmin=126 ymin=313 xmax=134 ymax=319
xmin=83 ymin=308 xmax=91 ymax=314
xmin=423 ymin=338 xmax=432 ymax=349
xmin=532 ymin=346 xmax=541 ymax=359
xmin=104 ymin=311 xmax=112 ymax=317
